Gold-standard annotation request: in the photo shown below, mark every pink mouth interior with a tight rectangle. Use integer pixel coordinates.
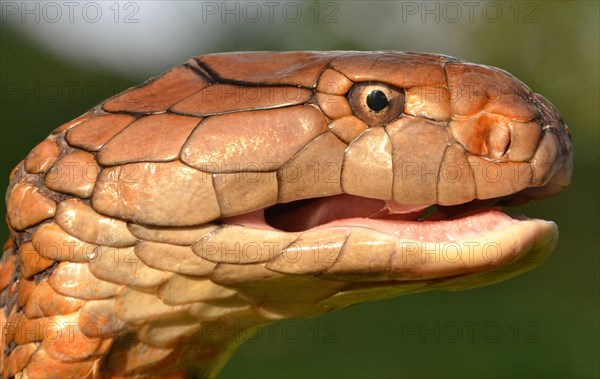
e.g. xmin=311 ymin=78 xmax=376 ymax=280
xmin=222 ymin=194 xmax=519 ymax=242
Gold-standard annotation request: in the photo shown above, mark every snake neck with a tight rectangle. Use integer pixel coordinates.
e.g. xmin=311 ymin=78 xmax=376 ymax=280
xmin=102 ymin=309 xmax=273 ymax=378
xmin=180 ymin=320 xmax=269 ymax=378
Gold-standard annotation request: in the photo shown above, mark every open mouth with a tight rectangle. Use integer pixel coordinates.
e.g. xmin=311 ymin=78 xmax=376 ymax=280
xmin=213 ymin=192 xmax=559 ymax=287
xmin=223 ymin=194 xmax=523 ymax=243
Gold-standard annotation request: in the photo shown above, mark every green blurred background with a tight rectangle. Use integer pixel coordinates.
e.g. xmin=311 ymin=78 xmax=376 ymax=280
xmin=1 ymin=1 xmax=598 ymax=377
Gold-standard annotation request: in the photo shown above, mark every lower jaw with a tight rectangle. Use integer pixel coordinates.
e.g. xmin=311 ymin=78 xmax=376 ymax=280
xmin=310 ymin=209 xmax=520 ymax=242
xmin=315 ymin=217 xmax=557 ymax=312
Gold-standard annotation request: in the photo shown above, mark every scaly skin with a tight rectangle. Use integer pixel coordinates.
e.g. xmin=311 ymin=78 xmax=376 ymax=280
xmin=0 ymin=52 xmax=572 ymax=378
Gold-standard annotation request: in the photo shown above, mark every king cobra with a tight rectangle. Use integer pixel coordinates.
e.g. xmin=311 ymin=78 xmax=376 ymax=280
xmin=0 ymin=52 xmax=573 ymax=378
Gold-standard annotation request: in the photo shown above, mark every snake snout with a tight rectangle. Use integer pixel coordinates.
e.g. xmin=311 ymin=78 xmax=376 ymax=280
xmin=502 ymin=93 xmax=574 ymax=205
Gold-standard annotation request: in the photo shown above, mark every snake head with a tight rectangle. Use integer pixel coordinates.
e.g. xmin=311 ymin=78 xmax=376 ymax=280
xmin=1 ymin=52 xmax=573 ymax=377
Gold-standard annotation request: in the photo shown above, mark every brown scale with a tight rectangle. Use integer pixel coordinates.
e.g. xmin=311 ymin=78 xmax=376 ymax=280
xmin=1 ymin=51 xmax=572 ymax=378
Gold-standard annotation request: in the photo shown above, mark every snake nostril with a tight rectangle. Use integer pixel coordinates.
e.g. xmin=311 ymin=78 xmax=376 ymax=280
xmin=449 ymin=114 xmax=511 ymax=160
xmin=486 ymin=123 xmax=511 ymax=159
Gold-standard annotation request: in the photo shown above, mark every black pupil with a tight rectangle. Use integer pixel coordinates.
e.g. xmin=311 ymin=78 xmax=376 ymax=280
xmin=366 ymin=90 xmax=389 ymax=112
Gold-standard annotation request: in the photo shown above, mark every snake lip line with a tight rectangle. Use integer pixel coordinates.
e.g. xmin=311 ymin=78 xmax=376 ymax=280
xmin=218 ymin=193 xmax=558 ymax=283
xmin=222 ymin=193 xmax=542 ymax=243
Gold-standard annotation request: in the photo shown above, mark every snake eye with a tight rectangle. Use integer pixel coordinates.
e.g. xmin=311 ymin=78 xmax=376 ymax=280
xmin=366 ymin=90 xmax=389 ymax=111
xmin=348 ymin=82 xmax=405 ymax=126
